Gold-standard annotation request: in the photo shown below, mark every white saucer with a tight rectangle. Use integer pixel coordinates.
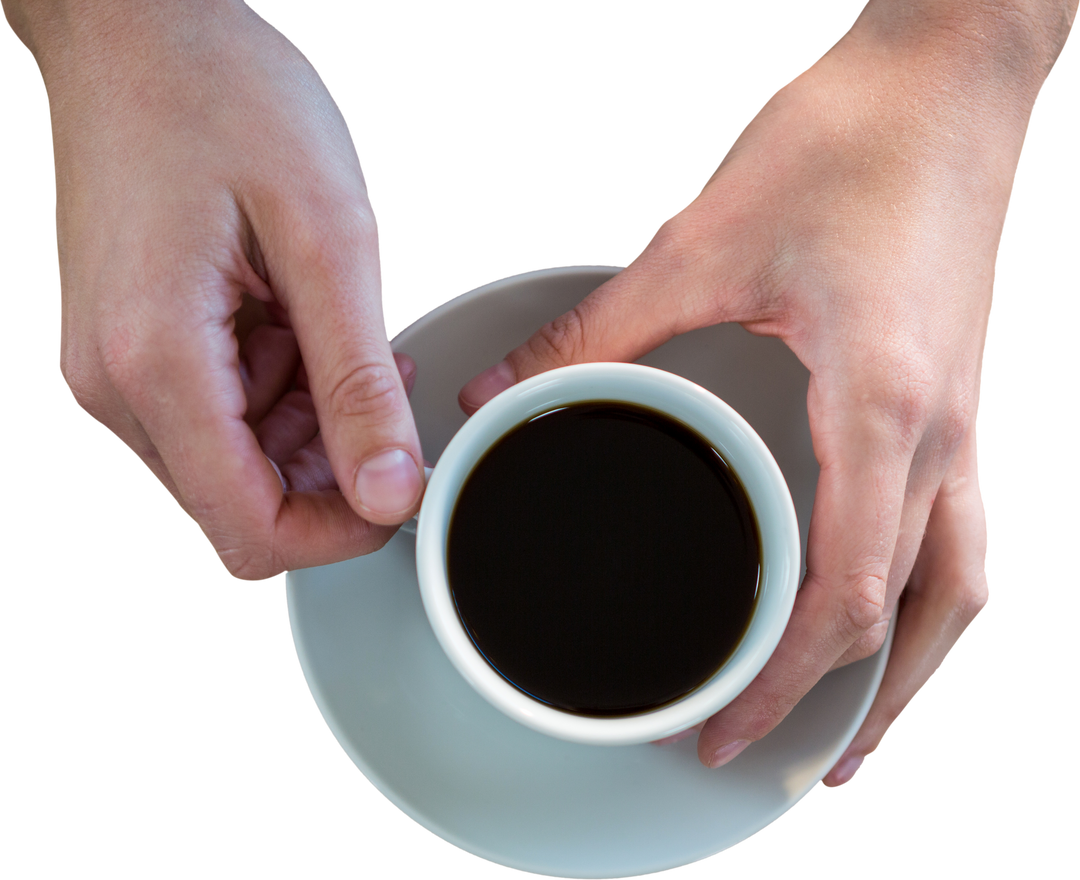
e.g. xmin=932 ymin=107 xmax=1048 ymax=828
xmin=286 ymin=267 xmax=891 ymax=878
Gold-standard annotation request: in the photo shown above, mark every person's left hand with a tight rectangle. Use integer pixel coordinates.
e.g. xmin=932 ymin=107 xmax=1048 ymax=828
xmin=453 ymin=12 xmax=1038 ymax=781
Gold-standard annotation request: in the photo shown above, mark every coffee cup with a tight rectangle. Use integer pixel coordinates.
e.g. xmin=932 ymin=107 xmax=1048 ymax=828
xmin=415 ymin=362 xmax=800 ymax=746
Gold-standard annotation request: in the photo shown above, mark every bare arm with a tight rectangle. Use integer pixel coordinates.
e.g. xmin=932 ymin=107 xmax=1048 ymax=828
xmin=4 ymin=0 xmax=427 ymax=577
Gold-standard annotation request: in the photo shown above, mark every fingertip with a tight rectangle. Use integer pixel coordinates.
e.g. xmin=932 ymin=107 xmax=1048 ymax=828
xmin=823 ymin=753 xmax=864 ymax=787
xmin=459 ymin=360 xmax=516 ymax=415
xmin=703 ymin=740 xmax=751 ymax=769
xmin=353 ymin=448 xmax=425 ymax=523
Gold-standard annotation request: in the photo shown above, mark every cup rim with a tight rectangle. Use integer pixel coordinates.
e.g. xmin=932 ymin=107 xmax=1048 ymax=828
xmin=416 ymin=362 xmax=800 ymax=746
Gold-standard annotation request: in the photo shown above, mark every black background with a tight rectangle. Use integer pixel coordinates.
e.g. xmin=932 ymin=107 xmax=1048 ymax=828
xmin=10 ymin=3 xmax=1071 ymax=872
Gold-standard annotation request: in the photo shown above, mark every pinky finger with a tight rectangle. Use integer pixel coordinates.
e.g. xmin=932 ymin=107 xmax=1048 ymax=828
xmin=823 ymin=431 xmax=989 ymax=786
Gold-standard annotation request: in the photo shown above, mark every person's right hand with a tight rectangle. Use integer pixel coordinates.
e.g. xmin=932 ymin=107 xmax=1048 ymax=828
xmin=10 ymin=0 xmax=425 ymax=577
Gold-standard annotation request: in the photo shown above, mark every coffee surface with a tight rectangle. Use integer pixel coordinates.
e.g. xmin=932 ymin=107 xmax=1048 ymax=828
xmin=447 ymin=401 xmax=760 ymax=716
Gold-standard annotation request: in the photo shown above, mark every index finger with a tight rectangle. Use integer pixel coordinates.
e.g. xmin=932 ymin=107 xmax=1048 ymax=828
xmin=249 ymin=193 xmax=426 ymax=526
xmin=112 ymin=291 xmax=397 ymax=579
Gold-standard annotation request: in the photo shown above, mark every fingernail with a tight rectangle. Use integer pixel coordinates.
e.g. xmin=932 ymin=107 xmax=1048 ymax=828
xmin=266 ymin=456 xmax=288 ymax=492
xmin=393 ymin=352 xmax=418 ymax=397
xmin=830 ymin=753 xmax=864 ymax=785
xmin=707 ymin=740 xmax=750 ymax=769
xmin=459 ymin=361 xmax=516 ymax=413
xmin=355 ymin=449 xmax=423 ymax=517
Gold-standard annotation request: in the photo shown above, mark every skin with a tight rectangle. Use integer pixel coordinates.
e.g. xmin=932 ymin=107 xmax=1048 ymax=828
xmin=5 ymin=0 xmax=1074 ymax=790
xmin=4 ymin=0 xmax=426 ymax=579
xmin=459 ymin=1 xmax=1076 ymax=781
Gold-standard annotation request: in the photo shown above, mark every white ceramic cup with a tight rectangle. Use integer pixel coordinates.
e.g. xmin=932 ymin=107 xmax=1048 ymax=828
xmin=415 ymin=362 xmax=800 ymax=746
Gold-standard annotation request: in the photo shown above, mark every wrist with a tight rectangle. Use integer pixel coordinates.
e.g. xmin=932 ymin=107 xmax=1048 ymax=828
xmin=4 ymin=0 xmax=249 ymax=86
xmin=845 ymin=0 xmax=1075 ymax=111
xmin=808 ymin=0 xmax=1077 ymax=191
xmin=1 ymin=0 xmax=50 ymax=51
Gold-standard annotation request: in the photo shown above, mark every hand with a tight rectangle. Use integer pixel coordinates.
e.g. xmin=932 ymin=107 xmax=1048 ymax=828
xmin=458 ymin=12 xmax=1054 ymax=779
xmin=18 ymin=1 xmax=425 ymax=577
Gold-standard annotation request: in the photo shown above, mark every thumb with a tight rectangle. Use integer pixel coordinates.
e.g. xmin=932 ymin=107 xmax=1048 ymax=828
xmin=267 ymin=204 xmax=424 ymax=525
xmin=458 ymin=260 xmax=691 ymax=415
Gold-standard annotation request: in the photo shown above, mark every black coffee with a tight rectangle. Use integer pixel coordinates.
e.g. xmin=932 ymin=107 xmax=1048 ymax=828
xmin=447 ymin=401 xmax=761 ymax=717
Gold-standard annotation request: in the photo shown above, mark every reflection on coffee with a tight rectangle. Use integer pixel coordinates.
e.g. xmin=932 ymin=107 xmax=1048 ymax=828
xmin=447 ymin=401 xmax=761 ymax=717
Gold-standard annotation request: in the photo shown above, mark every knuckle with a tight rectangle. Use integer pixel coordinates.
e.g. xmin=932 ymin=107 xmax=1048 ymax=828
xmin=840 ymin=572 xmax=888 ymax=639
xmin=641 ymin=218 xmax=714 ymax=328
xmin=844 ymin=617 xmax=891 ymax=662
xmin=60 ymin=349 xmax=103 ymax=413
xmin=215 ymin=539 xmax=281 ymax=580
xmin=325 ymin=359 xmax=402 ymax=423
xmin=955 ymin=572 xmax=989 ymax=624
xmin=860 ymin=349 xmax=977 ymax=464
xmin=525 ymin=306 xmax=588 ymax=367
xmin=291 ymin=201 xmax=377 ymax=280
xmin=196 ymin=501 xmax=283 ymax=581
xmin=873 ymin=360 xmax=935 ymax=446
xmin=61 ymin=321 xmax=124 ymax=416
xmin=935 ymin=395 xmax=974 ymax=458
xmin=644 ymin=214 xmax=705 ymax=276
xmin=99 ymin=324 xmax=150 ymax=400
xmin=208 ymin=522 xmax=285 ymax=583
